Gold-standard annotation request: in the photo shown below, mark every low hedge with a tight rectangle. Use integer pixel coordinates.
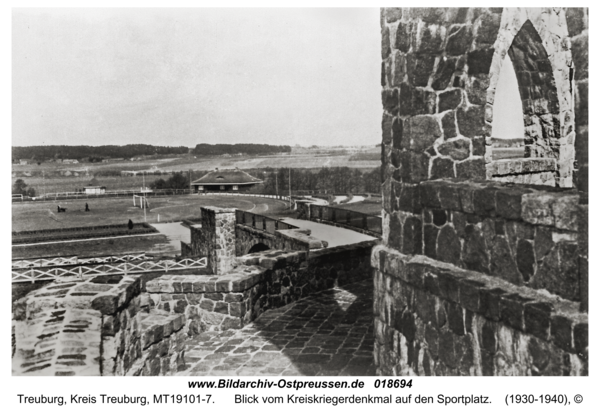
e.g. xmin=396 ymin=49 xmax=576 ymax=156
xmin=12 ymin=223 xmax=158 ymax=244
xmin=12 ymin=222 xmax=154 ymax=237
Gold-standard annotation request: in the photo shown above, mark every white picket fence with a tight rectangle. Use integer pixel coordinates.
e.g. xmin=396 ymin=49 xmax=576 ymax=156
xmin=199 ymin=192 xmax=291 ymax=202
xmin=12 ymin=257 xmax=208 ymax=284
xmin=12 ymin=253 xmax=147 ymax=269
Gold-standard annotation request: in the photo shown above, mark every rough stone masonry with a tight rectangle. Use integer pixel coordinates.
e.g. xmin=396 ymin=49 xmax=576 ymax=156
xmin=375 ymin=7 xmax=587 ymax=376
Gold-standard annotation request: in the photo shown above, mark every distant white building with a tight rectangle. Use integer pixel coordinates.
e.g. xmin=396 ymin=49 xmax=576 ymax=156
xmin=84 ymin=186 xmax=106 ymax=195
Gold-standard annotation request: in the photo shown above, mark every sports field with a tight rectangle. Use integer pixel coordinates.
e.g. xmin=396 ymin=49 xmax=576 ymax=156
xmin=12 ymin=194 xmax=291 ymax=232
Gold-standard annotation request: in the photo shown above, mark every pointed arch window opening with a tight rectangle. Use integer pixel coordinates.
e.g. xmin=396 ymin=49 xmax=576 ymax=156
xmin=485 ymin=19 xmax=572 ymax=187
xmin=491 ymin=53 xmax=526 ymax=160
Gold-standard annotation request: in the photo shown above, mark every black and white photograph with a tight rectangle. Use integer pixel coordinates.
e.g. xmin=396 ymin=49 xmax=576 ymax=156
xmin=7 ymin=3 xmax=593 ymax=410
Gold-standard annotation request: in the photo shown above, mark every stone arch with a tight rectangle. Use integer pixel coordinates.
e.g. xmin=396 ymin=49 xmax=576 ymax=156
xmin=486 ymin=9 xmax=574 ymax=187
xmin=247 ymin=243 xmax=271 ymax=254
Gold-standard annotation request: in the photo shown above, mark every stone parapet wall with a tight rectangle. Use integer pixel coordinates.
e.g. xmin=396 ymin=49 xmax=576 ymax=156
xmin=377 ymin=7 xmax=587 ymax=376
xmin=12 ymin=308 xmax=102 ymax=376
xmin=235 ymin=223 xmax=328 ymax=256
xmin=146 ymin=270 xmax=268 ymax=332
xmin=387 ymin=178 xmax=582 ymax=302
xmin=372 ymin=245 xmax=587 ymax=376
xmin=146 ymin=241 xmax=376 ymax=331
xmin=122 ymin=311 xmax=187 ymax=376
xmin=12 ymin=272 xmax=188 ymax=376
xmin=234 ymin=225 xmax=277 ymax=255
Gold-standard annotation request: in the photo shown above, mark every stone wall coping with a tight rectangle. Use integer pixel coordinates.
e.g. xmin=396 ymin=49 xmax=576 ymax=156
xmin=276 ymin=228 xmax=328 ymax=249
xmin=417 ymin=179 xmax=579 ymax=231
xmin=145 ymin=267 xmax=266 ymax=294
xmin=200 ymin=206 xmax=236 ymax=214
xmin=372 ymin=245 xmax=588 ymax=359
xmin=238 ymin=250 xmax=307 ymax=270
xmin=487 ymin=158 xmax=557 ymax=176
xmin=309 ymin=239 xmax=379 ymax=260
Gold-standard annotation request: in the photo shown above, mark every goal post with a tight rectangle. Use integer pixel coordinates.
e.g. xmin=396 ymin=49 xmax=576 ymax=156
xmin=133 ymin=194 xmax=149 ymax=209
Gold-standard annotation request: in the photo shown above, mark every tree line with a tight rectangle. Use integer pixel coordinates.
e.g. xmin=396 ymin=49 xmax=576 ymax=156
xmin=192 ymin=144 xmax=291 ymax=157
xmin=12 ymin=179 xmax=36 ymax=197
xmin=13 ymin=143 xmax=293 ymax=163
xmin=255 ymin=167 xmax=381 ymax=195
xmin=12 ymin=144 xmax=190 ymax=162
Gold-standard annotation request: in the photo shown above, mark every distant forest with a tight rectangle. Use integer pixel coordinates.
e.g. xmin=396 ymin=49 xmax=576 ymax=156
xmin=13 ymin=143 xmax=292 ymax=162
xmin=192 ymin=144 xmax=291 ymax=157
xmin=12 ymin=145 xmax=189 ymax=162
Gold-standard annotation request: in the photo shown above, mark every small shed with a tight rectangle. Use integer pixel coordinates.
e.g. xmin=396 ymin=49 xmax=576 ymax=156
xmin=84 ymin=178 xmax=106 ymax=194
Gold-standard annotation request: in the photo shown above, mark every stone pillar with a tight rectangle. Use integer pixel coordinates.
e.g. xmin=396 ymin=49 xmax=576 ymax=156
xmin=199 ymin=207 xmax=236 ymax=275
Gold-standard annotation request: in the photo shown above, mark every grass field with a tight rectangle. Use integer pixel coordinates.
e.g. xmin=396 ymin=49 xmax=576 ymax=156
xmin=12 ymin=194 xmax=292 ymax=259
xmin=12 ymin=194 xmax=291 ymax=232
xmin=12 ymin=234 xmax=169 ymax=260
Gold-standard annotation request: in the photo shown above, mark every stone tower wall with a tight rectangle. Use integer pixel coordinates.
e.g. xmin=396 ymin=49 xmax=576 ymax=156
xmin=375 ymin=7 xmax=587 ymax=376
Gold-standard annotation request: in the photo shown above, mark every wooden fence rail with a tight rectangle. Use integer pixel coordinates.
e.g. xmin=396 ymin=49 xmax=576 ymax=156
xmin=12 ymin=257 xmax=208 ymax=284
xmin=12 ymin=253 xmax=148 ymax=269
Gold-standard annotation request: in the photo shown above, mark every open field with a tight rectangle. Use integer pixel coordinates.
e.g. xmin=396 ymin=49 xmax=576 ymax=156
xmin=13 ymin=147 xmax=381 ymax=195
xmin=14 ymin=175 xmax=157 ymax=195
xmin=158 ymin=152 xmax=380 ymax=172
xmin=12 ymin=194 xmax=291 ymax=232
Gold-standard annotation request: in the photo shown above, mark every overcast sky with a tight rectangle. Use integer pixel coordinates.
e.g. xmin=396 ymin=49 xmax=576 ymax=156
xmin=12 ymin=8 xmax=382 ymax=148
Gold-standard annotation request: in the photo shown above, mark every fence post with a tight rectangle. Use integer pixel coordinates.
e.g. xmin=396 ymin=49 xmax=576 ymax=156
xmin=79 ymin=266 xmax=83 ymax=281
xmin=30 ymin=268 xmax=34 ymax=284
xmin=124 ymin=262 xmax=128 ymax=277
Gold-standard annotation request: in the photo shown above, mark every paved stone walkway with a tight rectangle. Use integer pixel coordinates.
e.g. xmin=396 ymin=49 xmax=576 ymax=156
xmin=178 ymin=279 xmax=375 ymax=376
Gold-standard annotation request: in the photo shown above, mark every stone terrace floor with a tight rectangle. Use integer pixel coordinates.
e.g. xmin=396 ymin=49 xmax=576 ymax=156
xmin=178 ymin=279 xmax=375 ymax=376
